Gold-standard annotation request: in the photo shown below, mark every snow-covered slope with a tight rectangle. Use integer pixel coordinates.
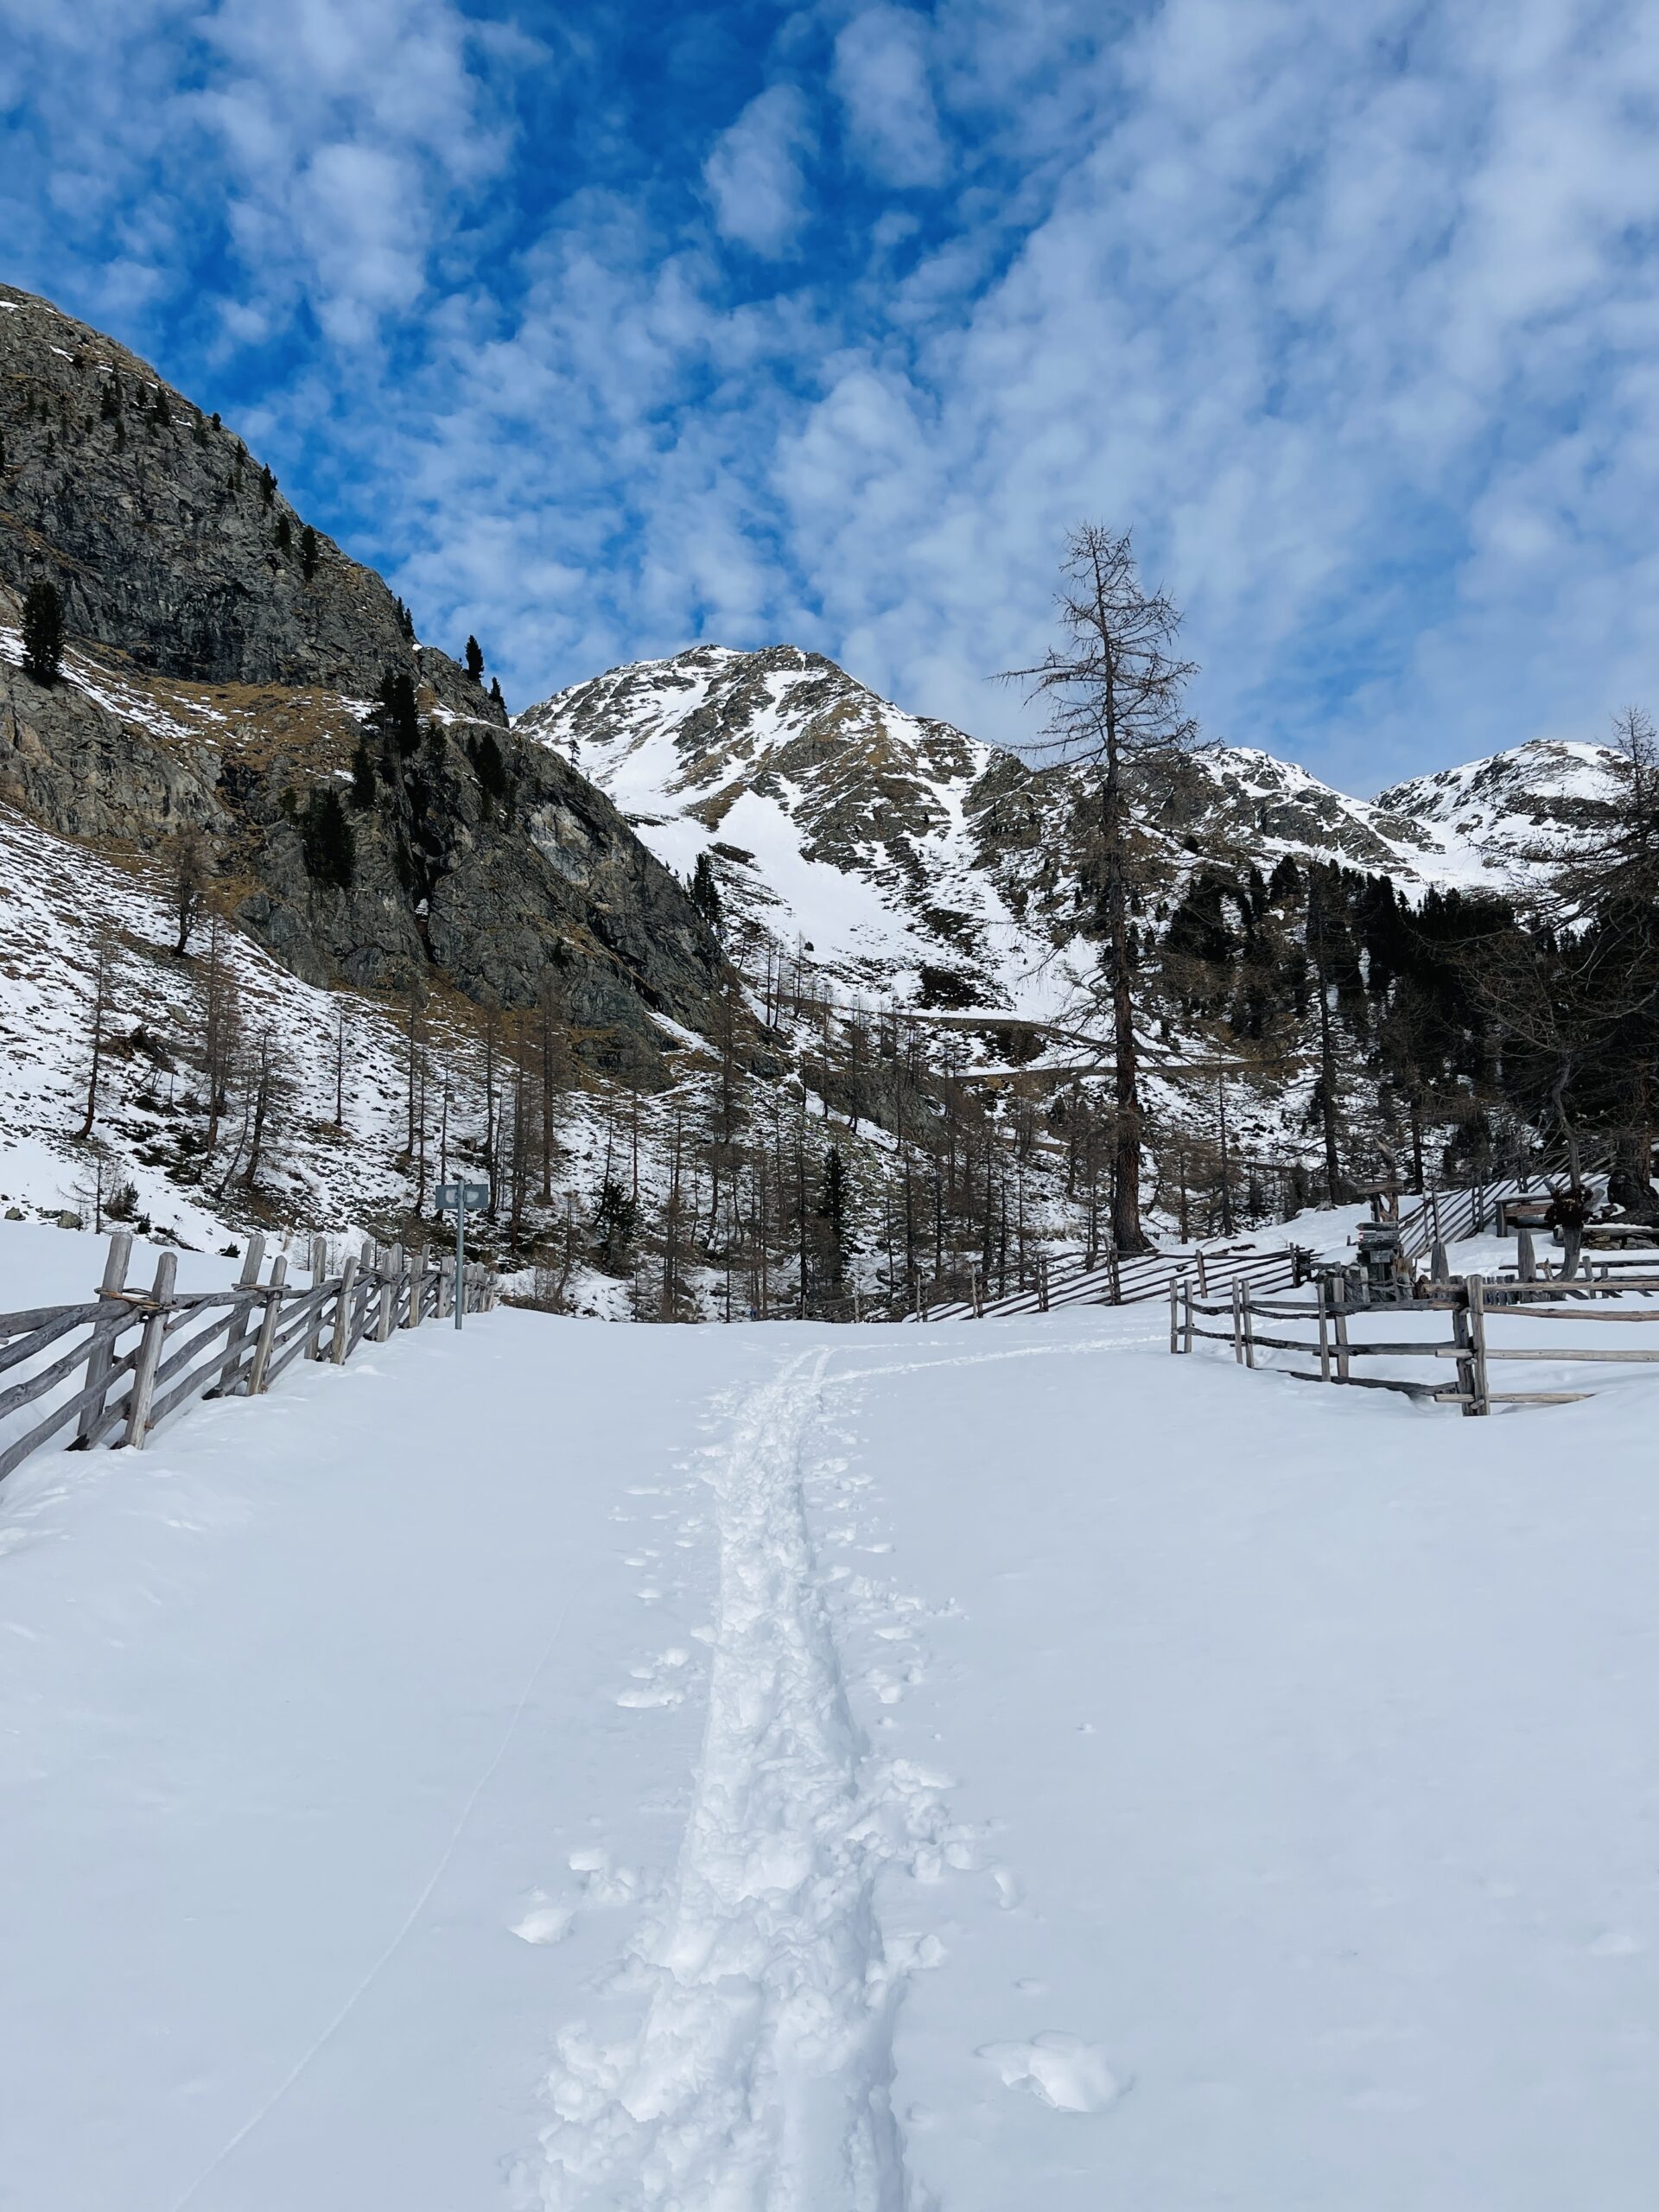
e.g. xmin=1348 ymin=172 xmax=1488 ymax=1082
xmin=0 ymin=800 xmax=417 ymax=1245
xmin=1377 ymin=738 xmax=1623 ymax=881
xmin=5 ymin=1294 xmax=1656 ymax=2208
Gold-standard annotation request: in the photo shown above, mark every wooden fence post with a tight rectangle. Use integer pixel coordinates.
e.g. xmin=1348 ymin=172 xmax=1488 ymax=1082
xmin=1230 ymin=1279 xmax=1243 ymax=1363
xmin=1333 ymin=1297 xmax=1351 ymax=1383
xmin=1516 ymin=1226 xmax=1536 ymax=1281
xmin=377 ymin=1243 xmax=402 ymax=1343
xmin=1183 ymin=1278 xmax=1196 ymax=1355
xmin=1109 ymin=1247 xmax=1122 ymax=1304
xmin=215 ymin=1234 xmax=265 ymax=1396
xmin=308 ymin=1237 xmax=329 ymax=1357
xmin=1241 ymin=1279 xmax=1256 ymax=1369
xmin=123 ymin=1251 xmax=177 ymax=1449
xmin=76 ymin=1230 xmax=133 ymax=1446
xmin=1168 ymin=1277 xmax=1180 ymax=1355
xmin=1196 ymin=1249 xmax=1209 ymax=1299
xmin=332 ymin=1253 xmax=358 ymax=1364
xmin=1465 ymin=1273 xmax=1490 ymax=1416
xmin=404 ymin=1248 xmax=423 ymax=1327
xmin=1316 ymin=1276 xmax=1332 ymax=1382
xmin=246 ymin=1256 xmax=289 ymax=1395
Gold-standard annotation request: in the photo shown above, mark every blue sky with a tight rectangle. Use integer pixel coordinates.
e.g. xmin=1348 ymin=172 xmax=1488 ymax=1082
xmin=3 ymin=0 xmax=1658 ymax=791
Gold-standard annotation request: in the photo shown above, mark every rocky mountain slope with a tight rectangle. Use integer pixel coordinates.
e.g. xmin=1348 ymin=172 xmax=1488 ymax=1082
xmin=0 ymin=283 xmax=463 ymax=702
xmin=0 ymin=286 xmax=725 ymax=1072
xmin=520 ymin=642 xmax=1599 ymax=1023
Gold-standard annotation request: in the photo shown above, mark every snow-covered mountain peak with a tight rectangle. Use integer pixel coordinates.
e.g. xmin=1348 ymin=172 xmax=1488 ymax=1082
xmin=519 ymin=640 xmax=989 ymax=833
xmin=1378 ymin=736 xmax=1618 ymax=830
xmin=518 ymin=642 xmax=1632 ymax=1029
xmin=518 ymin=644 xmax=1029 ymax=1005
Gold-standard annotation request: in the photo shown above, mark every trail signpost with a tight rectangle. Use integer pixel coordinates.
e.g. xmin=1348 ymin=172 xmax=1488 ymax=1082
xmin=435 ymin=1181 xmax=490 ymax=1329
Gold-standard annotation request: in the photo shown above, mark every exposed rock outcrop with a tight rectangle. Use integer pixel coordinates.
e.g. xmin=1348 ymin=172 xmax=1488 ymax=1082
xmin=0 ymin=280 xmax=728 ymax=1077
xmin=0 ymin=606 xmax=723 ymax=1071
xmin=0 ymin=283 xmax=499 ymax=714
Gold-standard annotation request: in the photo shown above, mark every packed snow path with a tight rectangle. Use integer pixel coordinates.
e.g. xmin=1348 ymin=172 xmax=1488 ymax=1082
xmin=539 ymin=1347 xmax=938 ymax=2209
xmin=3 ymin=1295 xmax=1659 ymax=2210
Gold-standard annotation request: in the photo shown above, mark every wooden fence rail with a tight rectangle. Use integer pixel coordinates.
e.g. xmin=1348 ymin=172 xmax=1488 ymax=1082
xmin=0 ymin=1231 xmax=496 ymax=1487
xmin=908 ymin=1240 xmax=1306 ymax=1324
xmin=1170 ymin=1270 xmax=1659 ymax=1414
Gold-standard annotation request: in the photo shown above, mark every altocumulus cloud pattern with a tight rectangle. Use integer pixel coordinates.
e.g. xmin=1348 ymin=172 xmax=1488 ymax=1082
xmin=4 ymin=0 xmax=1659 ymax=787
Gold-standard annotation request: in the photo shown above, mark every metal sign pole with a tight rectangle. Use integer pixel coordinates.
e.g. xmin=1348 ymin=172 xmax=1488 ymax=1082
xmin=435 ymin=1180 xmax=489 ymax=1332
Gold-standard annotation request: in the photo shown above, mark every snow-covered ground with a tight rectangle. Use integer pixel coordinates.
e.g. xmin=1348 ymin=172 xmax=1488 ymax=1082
xmin=3 ymin=1283 xmax=1656 ymax=2209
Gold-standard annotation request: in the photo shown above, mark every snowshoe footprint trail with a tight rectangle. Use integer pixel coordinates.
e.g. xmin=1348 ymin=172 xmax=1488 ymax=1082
xmin=539 ymin=1348 xmax=928 ymax=2211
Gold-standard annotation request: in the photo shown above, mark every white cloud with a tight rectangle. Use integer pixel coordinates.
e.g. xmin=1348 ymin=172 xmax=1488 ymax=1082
xmin=702 ymin=85 xmax=814 ymax=257
xmin=8 ymin=0 xmax=1659 ymax=793
xmin=832 ymin=6 xmax=950 ymax=188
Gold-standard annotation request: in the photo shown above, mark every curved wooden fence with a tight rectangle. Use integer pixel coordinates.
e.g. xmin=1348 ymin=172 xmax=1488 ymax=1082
xmin=906 ymin=1239 xmax=1307 ymax=1322
xmin=0 ymin=1232 xmax=494 ymax=1486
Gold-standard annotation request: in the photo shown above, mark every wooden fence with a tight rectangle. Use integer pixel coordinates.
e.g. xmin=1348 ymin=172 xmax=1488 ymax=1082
xmin=908 ymin=1239 xmax=1306 ymax=1323
xmin=0 ymin=1231 xmax=495 ymax=1485
xmin=1171 ymin=1269 xmax=1659 ymax=1414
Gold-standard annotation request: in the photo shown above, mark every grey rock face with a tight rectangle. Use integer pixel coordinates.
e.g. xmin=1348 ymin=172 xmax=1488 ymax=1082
xmin=0 ymin=620 xmax=724 ymax=1071
xmin=0 ymin=288 xmax=728 ymax=1073
xmin=0 ymin=283 xmax=501 ymax=721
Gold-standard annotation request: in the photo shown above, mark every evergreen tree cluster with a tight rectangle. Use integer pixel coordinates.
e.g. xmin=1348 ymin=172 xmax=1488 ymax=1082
xmin=468 ymin=728 xmax=511 ymax=817
xmin=690 ymin=853 xmax=722 ymax=933
xmin=21 ymin=578 xmax=64 ymax=686
xmin=301 ymin=788 xmax=356 ymax=891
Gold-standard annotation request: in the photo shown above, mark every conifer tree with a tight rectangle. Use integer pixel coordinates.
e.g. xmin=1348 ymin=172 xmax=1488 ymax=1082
xmin=171 ymin=829 xmax=210 ymax=957
xmin=465 ymin=634 xmax=484 ymax=681
xmin=592 ymin=1176 xmax=637 ymax=1271
xmin=816 ymin=1143 xmax=852 ymax=1293
xmin=350 ymin=738 xmax=377 ymax=808
xmin=273 ymin=512 xmax=292 ymax=553
xmin=300 ymin=524 xmax=320 ymax=581
xmin=374 ymin=668 xmax=421 ymax=759
xmin=21 ymin=579 xmax=64 ymax=685
xmin=301 ymin=789 xmax=356 ymax=889
xmin=472 ymin=729 xmax=509 ymax=808
xmin=690 ymin=852 xmax=722 ymax=933
xmin=489 ymin=675 xmax=505 ymax=710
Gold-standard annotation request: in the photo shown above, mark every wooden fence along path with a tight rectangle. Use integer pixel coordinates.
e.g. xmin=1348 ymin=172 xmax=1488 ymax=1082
xmin=1171 ymin=1270 xmax=1659 ymax=1415
xmin=908 ymin=1160 xmax=1599 ymax=1326
xmin=0 ymin=1232 xmax=495 ymax=1486
xmin=908 ymin=1240 xmax=1306 ymax=1323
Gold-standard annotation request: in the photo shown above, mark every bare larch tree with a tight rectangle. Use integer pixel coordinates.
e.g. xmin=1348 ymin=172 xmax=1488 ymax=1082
xmin=1001 ymin=524 xmax=1198 ymax=1250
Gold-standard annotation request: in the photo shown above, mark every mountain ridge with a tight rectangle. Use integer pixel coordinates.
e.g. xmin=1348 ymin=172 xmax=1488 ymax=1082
xmin=518 ymin=640 xmax=1612 ymax=1027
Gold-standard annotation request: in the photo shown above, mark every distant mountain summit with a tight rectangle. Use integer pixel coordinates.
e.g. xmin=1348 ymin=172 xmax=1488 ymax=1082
xmin=518 ymin=642 xmax=1605 ymax=1018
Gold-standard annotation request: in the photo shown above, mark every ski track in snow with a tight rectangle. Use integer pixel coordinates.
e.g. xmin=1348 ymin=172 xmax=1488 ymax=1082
xmin=535 ymin=1347 xmax=958 ymax=2211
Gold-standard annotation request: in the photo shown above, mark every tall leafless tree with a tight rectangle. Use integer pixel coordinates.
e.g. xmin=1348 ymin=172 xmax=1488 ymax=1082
xmin=1001 ymin=524 xmax=1199 ymax=1249
xmin=171 ymin=830 xmax=211 ymax=959
xmin=78 ymin=930 xmax=117 ymax=1140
